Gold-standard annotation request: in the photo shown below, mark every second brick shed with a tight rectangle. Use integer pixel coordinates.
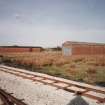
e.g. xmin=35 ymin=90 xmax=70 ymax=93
xmin=62 ymin=41 xmax=105 ymax=56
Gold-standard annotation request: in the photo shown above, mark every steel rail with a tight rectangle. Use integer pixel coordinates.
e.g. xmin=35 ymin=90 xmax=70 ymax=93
xmin=0 ymin=88 xmax=27 ymax=105
xmin=1 ymin=66 xmax=105 ymax=94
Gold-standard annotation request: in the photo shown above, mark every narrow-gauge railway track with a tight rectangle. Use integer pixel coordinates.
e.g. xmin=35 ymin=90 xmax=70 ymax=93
xmin=0 ymin=88 xmax=27 ymax=105
xmin=0 ymin=65 xmax=105 ymax=104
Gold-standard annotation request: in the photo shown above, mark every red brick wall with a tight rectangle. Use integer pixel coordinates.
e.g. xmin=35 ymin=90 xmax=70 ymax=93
xmin=72 ymin=45 xmax=105 ymax=55
xmin=0 ymin=47 xmax=42 ymax=53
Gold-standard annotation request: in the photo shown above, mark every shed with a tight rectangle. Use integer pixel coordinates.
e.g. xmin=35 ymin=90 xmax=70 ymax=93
xmin=0 ymin=46 xmax=43 ymax=53
xmin=62 ymin=41 xmax=105 ymax=56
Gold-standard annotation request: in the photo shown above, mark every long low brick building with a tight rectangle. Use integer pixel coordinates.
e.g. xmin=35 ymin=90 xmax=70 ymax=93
xmin=0 ymin=46 xmax=43 ymax=53
xmin=62 ymin=41 xmax=105 ymax=56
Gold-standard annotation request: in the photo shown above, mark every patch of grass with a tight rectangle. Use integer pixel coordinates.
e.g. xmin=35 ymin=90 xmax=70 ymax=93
xmin=96 ymin=68 xmax=105 ymax=82
xmin=42 ymin=65 xmax=70 ymax=79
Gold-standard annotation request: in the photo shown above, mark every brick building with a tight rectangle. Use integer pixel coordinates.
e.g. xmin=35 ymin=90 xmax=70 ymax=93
xmin=0 ymin=46 xmax=43 ymax=53
xmin=62 ymin=41 xmax=105 ymax=56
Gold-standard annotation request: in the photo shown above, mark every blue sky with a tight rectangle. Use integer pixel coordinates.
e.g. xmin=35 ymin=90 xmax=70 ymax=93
xmin=0 ymin=0 xmax=105 ymax=47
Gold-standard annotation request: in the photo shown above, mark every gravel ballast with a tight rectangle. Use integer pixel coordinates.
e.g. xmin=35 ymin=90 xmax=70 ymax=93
xmin=0 ymin=68 xmax=104 ymax=105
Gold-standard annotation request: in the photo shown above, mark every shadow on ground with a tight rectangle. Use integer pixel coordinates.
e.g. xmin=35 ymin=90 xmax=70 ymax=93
xmin=67 ymin=95 xmax=89 ymax=105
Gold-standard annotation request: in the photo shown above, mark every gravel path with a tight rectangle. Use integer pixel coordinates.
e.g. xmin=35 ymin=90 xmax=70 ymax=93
xmin=0 ymin=69 xmax=104 ymax=105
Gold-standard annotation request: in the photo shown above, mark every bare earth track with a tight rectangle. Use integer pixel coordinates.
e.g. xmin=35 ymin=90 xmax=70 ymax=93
xmin=0 ymin=65 xmax=105 ymax=105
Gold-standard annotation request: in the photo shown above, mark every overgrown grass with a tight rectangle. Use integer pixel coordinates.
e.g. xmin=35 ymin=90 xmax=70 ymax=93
xmin=0 ymin=52 xmax=105 ymax=86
